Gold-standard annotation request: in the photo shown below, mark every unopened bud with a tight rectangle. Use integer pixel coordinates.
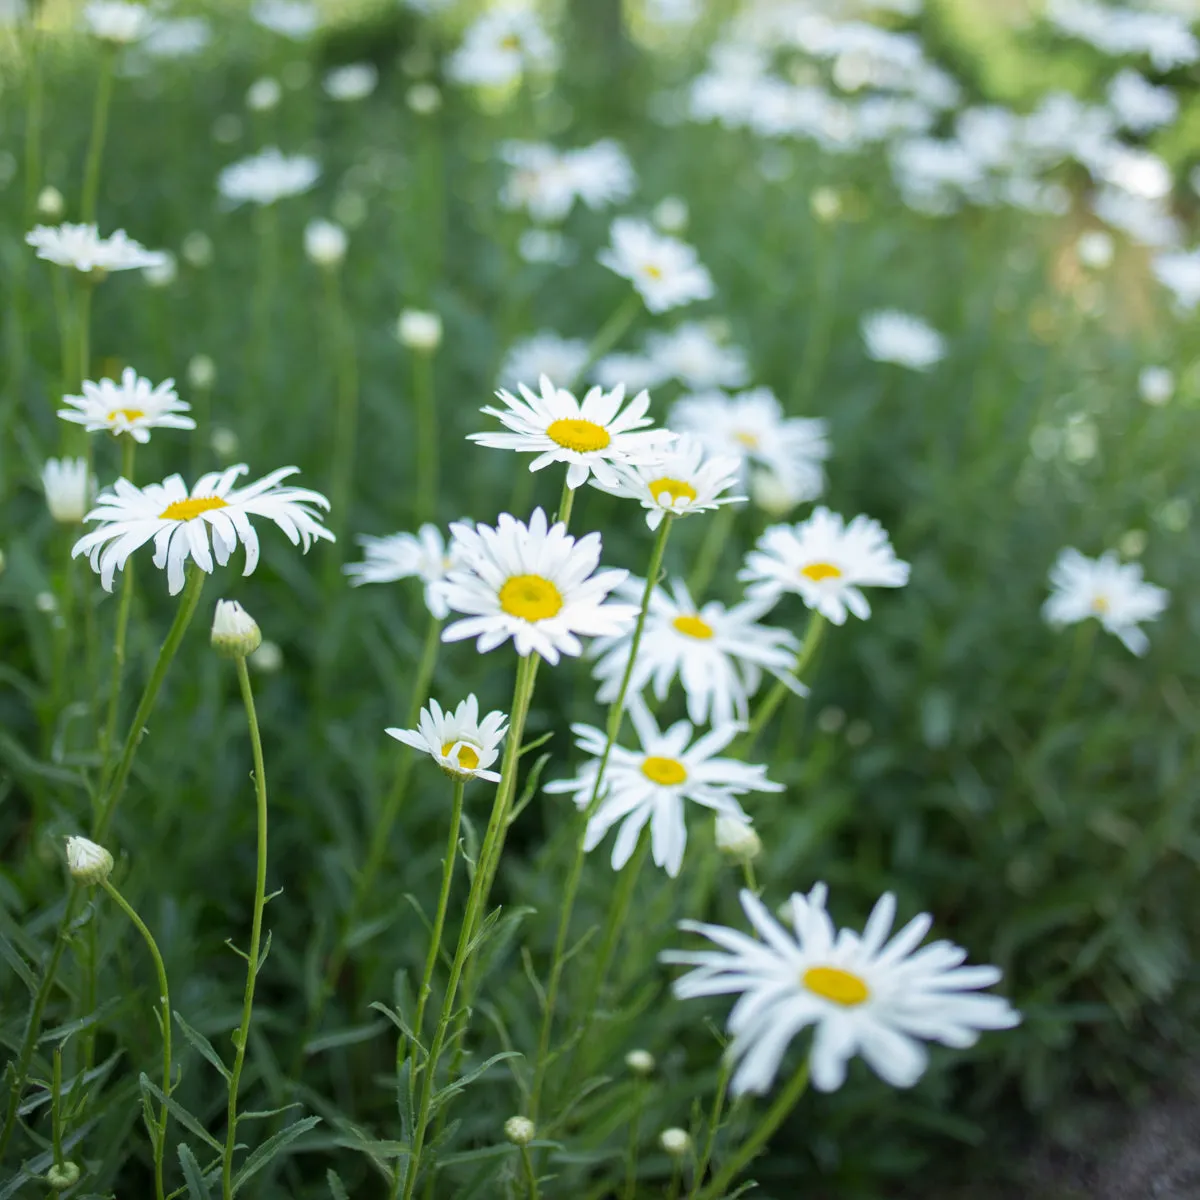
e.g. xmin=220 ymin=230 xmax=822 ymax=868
xmin=625 ymin=1048 xmax=655 ymax=1076
xmin=660 ymin=1128 xmax=692 ymax=1158
xmin=45 ymin=1161 xmax=81 ymax=1189
xmin=246 ymin=76 xmax=282 ymax=112
xmin=211 ymin=600 xmax=262 ymax=658
xmin=143 ymin=251 xmax=177 ymax=288
xmin=37 ymin=186 xmax=64 ymax=218
xmin=250 ymin=639 xmax=283 ymax=673
xmin=653 ymin=195 xmax=688 ymax=234
xmin=304 ymin=218 xmax=348 ymax=267
xmin=65 ymin=836 xmax=113 ymax=885
xmin=397 ymin=309 xmax=442 ymax=352
xmin=504 ymin=1115 xmax=536 ymax=1146
xmin=714 ymin=815 xmax=761 ymax=862
xmin=188 ymin=354 xmax=217 ymax=390
xmin=407 ymin=82 xmax=442 ymax=115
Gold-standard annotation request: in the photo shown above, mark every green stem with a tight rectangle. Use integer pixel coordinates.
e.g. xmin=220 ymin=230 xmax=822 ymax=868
xmin=251 ymin=203 xmax=279 ymax=386
xmin=553 ymin=475 xmax=574 ymax=530
xmin=76 ymin=279 xmax=93 ymax=393
xmin=409 ymin=777 xmax=465 ymax=1047
xmin=621 ymin=1084 xmax=646 ymax=1200
xmin=581 ymin=293 xmax=641 ymax=376
xmin=413 ymin=347 xmax=437 ymax=524
xmin=50 ymin=1046 xmax=65 ymax=1172
xmin=324 ymin=267 xmax=359 ymax=553
xmin=520 ymin=1145 xmax=540 ymax=1200
xmin=101 ymin=878 xmax=172 ymax=1200
xmin=528 ymin=514 xmax=673 ymax=1121
xmin=1045 ymin=619 xmax=1097 ymax=734
xmin=23 ymin=18 xmax=42 ymax=225
xmin=740 ymin=859 xmax=758 ymax=894
xmin=92 ymin=567 xmax=205 ymax=843
xmin=394 ymin=651 xmax=541 ymax=1200
xmin=98 ymin=436 xmax=136 ymax=780
xmin=739 ymin=613 xmax=826 ymax=756
xmin=694 ymin=1059 xmax=809 ymax=1200
xmin=222 ymin=656 xmax=271 ymax=1200
xmin=689 ymin=1058 xmax=733 ymax=1197
xmin=81 ymin=46 xmax=115 ymax=225
xmin=686 ymin=504 xmax=735 ymax=602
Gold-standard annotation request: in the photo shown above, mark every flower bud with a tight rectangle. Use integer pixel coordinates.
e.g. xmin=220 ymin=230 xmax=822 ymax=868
xmin=65 ymin=836 xmax=113 ymax=885
xmin=1076 ymin=230 xmax=1114 ymax=270
xmin=250 ymin=639 xmax=284 ymax=673
xmin=397 ymin=309 xmax=442 ymax=352
xmin=653 ymin=195 xmax=688 ymax=234
xmin=659 ymin=1128 xmax=692 ymax=1158
xmin=625 ymin=1048 xmax=655 ymax=1076
xmin=714 ymin=815 xmax=761 ymax=863
xmin=504 ymin=1116 xmax=536 ymax=1146
xmin=406 ymin=82 xmax=442 ymax=115
xmin=211 ymin=600 xmax=262 ymax=658
xmin=42 ymin=457 xmax=92 ymax=524
xmin=188 ymin=354 xmax=217 ymax=390
xmin=143 ymin=251 xmax=177 ymax=288
xmin=811 ymin=186 xmax=842 ymax=223
xmin=45 ymin=1161 xmax=81 ymax=1190
xmin=37 ymin=185 xmax=64 ymax=218
xmin=1139 ymin=365 xmax=1174 ymax=407
xmin=182 ymin=230 xmax=214 ymax=267
xmin=749 ymin=468 xmax=799 ymax=518
xmin=246 ymin=76 xmax=282 ymax=112
xmin=304 ymin=218 xmax=348 ymax=268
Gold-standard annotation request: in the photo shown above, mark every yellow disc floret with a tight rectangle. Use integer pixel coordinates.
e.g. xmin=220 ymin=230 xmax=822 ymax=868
xmin=800 ymin=561 xmax=842 ymax=583
xmin=159 ymin=495 xmax=229 ymax=521
xmin=650 ymin=477 xmax=699 ymax=507
xmin=672 ymin=614 xmax=714 ymax=640
xmin=545 ymin=418 xmax=612 ymax=453
xmin=442 ymin=741 xmax=481 ymax=771
xmin=641 ymin=756 xmax=688 ymax=786
xmin=802 ymin=965 xmax=870 ymax=1006
xmin=498 ymin=573 xmax=564 ymax=621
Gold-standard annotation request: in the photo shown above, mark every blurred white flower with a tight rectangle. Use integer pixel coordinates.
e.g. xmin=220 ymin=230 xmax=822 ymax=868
xmin=251 ymin=0 xmax=319 ymax=39
xmin=324 ymin=63 xmax=379 ymax=101
xmin=73 ymin=465 xmax=333 ymax=594
xmin=246 ymin=77 xmax=282 ymax=112
xmin=211 ymin=599 xmax=263 ymax=658
xmin=599 ymin=217 xmax=714 ymax=314
xmin=517 ymin=228 xmax=573 ymax=264
xmin=470 ymin=375 xmax=672 ymax=490
xmin=59 ymin=369 xmax=193 ymax=443
xmin=65 ymin=836 xmax=114 ymax=885
xmin=499 ymin=139 xmax=635 ymax=223
xmin=1138 ymin=365 xmax=1174 ymax=406
xmin=741 ymin=507 xmax=910 ymax=624
xmin=304 ymin=218 xmax=347 ymax=267
xmin=406 ymin=82 xmax=442 ymax=114
xmin=344 ymin=524 xmax=459 ymax=619
xmin=447 ymin=5 xmax=557 ymax=89
xmin=396 ymin=309 xmax=443 ymax=351
xmin=1046 ymin=0 xmax=1198 ymax=70
xmin=500 ymin=331 xmax=589 ymax=390
xmin=188 ymin=355 xmax=216 ymax=390
xmin=217 ymin=148 xmax=319 ymax=207
xmin=545 ymin=706 xmax=780 ymax=878
xmin=1076 ymin=229 xmax=1114 ymax=269
xmin=142 ymin=251 xmax=177 ymax=287
xmin=1152 ymin=246 xmax=1200 ymax=309
xmin=670 ymin=387 xmax=829 ymax=505
xmin=591 ymin=434 xmax=744 ymax=530
xmin=861 ymin=309 xmax=946 ymax=371
xmin=182 ymin=230 xmax=214 ymax=267
xmin=439 ymin=508 xmax=637 ymax=664
xmin=1107 ymin=69 xmax=1178 ymax=133
xmin=598 ymin=323 xmax=748 ymax=392
xmin=591 ymin=577 xmax=800 ymax=727
xmin=27 ymin=223 xmax=168 ymax=274
xmin=83 ymin=1 xmax=150 ymax=43
xmin=250 ymin=639 xmax=283 ymax=672
xmin=387 ymin=695 xmax=508 ymax=782
xmin=662 ymin=885 xmax=1019 ymax=1095
xmin=653 ymin=195 xmax=689 ymax=233
xmin=36 ymin=186 xmax=64 ymax=219
xmin=660 ymin=1128 xmax=693 ymax=1157
xmin=715 ymin=813 xmax=762 ymax=861
xmin=1043 ymin=548 xmax=1168 ymax=655
xmin=42 ymin=458 xmax=93 ymax=524
xmin=141 ymin=16 xmax=211 ymax=58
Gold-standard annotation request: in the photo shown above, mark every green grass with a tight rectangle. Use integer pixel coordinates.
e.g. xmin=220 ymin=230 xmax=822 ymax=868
xmin=2 ymin=1 xmax=1199 ymax=1197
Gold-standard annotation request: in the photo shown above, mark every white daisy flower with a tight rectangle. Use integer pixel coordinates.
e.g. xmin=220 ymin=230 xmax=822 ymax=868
xmin=323 ymin=63 xmax=378 ymax=102
xmin=1042 ymin=548 xmax=1168 ymax=656
xmin=740 ymin=507 xmax=910 ymax=624
xmin=26 ymin=223 xmax=168 ymax=274
xmin=861 ymin=309 xmax=946 ymax=371
xmin=591 ymin=351 xmax=666 ymax=393
xmin=42 ymin=458 xmax=94 ymax=524
xmin=447 ymin=5 xmax=557 ymax=89
xmin=590 ymin=578 xmax=802 ymax=727
xmin=468 ymin=374 xmax=673 ymax=490
xmin=304 ymin=219 xmax=348 ymax=268
xmin=83 ymin=1 xmax=150 ymax=43
xmin=1152 ymin=246 xmax=1200 ymax=310
xmin=500 ymin=332 xmax=590 ymax=391
xmin=670 ymin=387 xmax=829 ymax=505
xmin=662 ymin=885 xmax=1020 ymax=1096
xmin=251 ymin=0 xmax=319 ymax=39
xmin=499 ymin=142 xmax=581 ymax=224
xmin=592 ymin=434 xmax=745 ymax=529
xmin=567 ymin=139 xmax=637 ymax=212
xmin=386 ymin=695 xmax=508 ymax=783
xmin=218 ymin=148 xmax=320 ymax=207
xmin=544 ymin=705 xmax=781 ymax=878
xmin=344 ymin=524 xmax=459 ymax=619
xmin=598 ymin=217 xmax=715 ymax=314
xmin=58 ymin=368 xmax=194 ymax=443
xmin=438 ymin=508 xmax=638 ymax=665
xmin=644 ymin=322 xmax=750 ymax=390
xmin=141 ymin=16 xmax=211 ymax=58
xmin=72 ymin=465 xmax=333 ymax=595
xmin=1138 ymin=366 xmax=1174 ymax=406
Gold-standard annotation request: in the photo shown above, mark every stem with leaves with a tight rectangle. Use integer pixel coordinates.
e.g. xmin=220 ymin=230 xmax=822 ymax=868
xmin=222 ymin=657 xmax=271 ymax=1200
xmin=81 ymin=45 xmax=115 ymax=224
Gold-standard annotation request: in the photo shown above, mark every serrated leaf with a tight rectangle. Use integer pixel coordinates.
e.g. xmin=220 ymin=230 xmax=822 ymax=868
xmin=38 ymin=997 xmax=121 ymax=1044
xmin=139 ymin=1074 xmax=224 ymax=1153
xmin=326 ymin=1169 xmax=350 ymax=1200
xmin=430 ymin=1051 xmax=522 ymax=1115
xmin=177 ymin=1143 xmax=213 ymax=1200
xmin=0 ymin=933 xmax=36 ymax=994
xmin=230 ymin=1115 xmax=321 ymax=1193
xmin=174 ymin=1011 xmax=232 ymax=1081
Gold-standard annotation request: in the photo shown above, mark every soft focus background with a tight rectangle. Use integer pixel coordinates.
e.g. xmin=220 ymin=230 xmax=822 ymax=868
xmin=2 ymin=0 xmax=1200 ymax=1196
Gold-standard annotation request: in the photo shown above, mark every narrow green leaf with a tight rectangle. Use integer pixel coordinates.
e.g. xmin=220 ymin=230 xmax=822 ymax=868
xmin=38 ymin=997 xmax=121 ymax=1044
xmin=139 ymin=1074 xmax=224 ymax=1153
xmin=326 ymin=1169 xmax=350 ymax=1200
xmin=303 ymin=1020 xmax=387 ymax=1056
xmin=177 ymin=1143 xmax=213 ymax=1200
xmin=173 ymin=1010 xmax=232 ymax=1081
xmin=430 ymin=1051 xmax=522 ymax=1115
xmin=0 ymin=933 xmax=36 ymax=994
xmin=230 ymin=1115 xmax=322 ymax=1193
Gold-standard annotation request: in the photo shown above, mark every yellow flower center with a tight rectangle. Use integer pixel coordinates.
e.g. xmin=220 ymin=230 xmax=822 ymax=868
xmin=672 ymin=614 xmax=714 ymax=640
xmin=441 ymin=741 xmax=481 ymax=771
xmin=498 ymin=573 xmax=563 ymax=621
xmin=801 ymin=561 xmax=842 ymax=583
xmin=802 ymin=965 xmax=870 ymax=1007
xmin=642 ymin=263 xmax=664 ymax=280
xmin=641 ymin=755 xmax=688 ymax=786
xmin=110 ymin=407 xmax=145 ymax=423
xmin=500 ymin=33 xmax=521 ymax=50
xmin=546 ymin=418 xmax=612 ymax=453
xmin=650 ymin=477 xmax=698 ymax=507
xmin=733 ymin=430 xmax=759 ymax=449
xmin=1091 ymin=594 xmax=1110 ymax=613
xmin=159 ymin=495 xmax=229 ymax=521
